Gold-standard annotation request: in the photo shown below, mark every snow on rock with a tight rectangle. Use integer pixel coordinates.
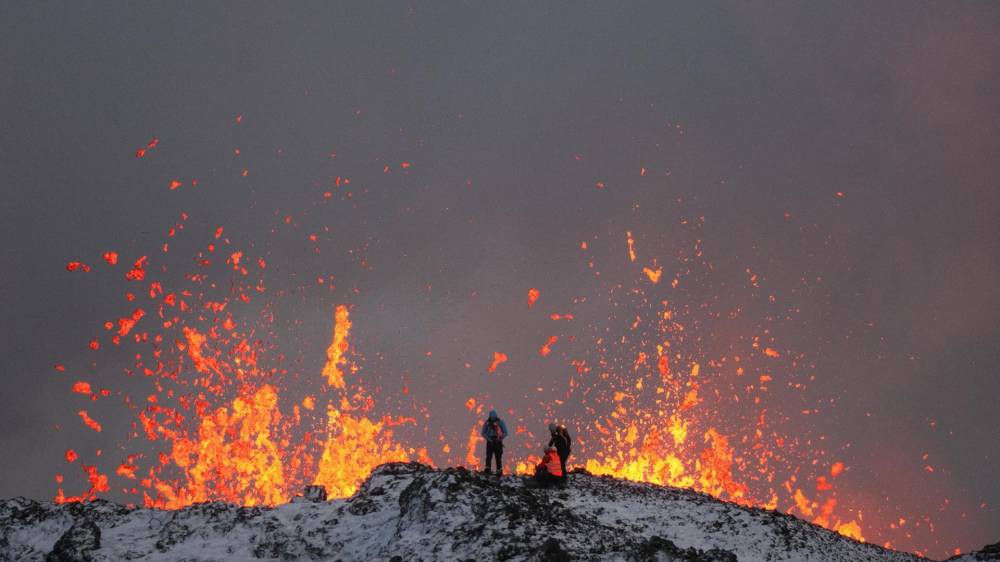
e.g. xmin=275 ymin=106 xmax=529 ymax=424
xmin=0 ymin=462 xmax=957 ymax=561
xmin=300 ymin=485 xmax=328 ymax=504
xmin=946 ymin=541 xmax=1000 ymax=562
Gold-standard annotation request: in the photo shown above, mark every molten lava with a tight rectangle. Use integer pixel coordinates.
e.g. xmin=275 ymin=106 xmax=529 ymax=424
xmin=322 ymin=305 xmax=351 ymax=389
xmin=51 ymin=142 xmax=948 ymax=555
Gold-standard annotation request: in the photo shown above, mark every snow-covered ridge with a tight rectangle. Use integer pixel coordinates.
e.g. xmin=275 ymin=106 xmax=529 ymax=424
xmin=0 ymin=462 xmax=986 ymax=561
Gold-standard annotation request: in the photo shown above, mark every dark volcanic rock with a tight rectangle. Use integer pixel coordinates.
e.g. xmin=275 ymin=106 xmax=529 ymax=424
xmin=155 ymin=515 xmax=193 ymax=552
xmin=302 ymin=485 xmax=328 ymax=503
xmin=632 ymin=536 xmax=737 ymax=562
xmin=945 ymin=540 xmax=1000 ymax=561
xmin=1 ymin=463 xmax=931 ymax=562
xmin=535 ymin=537 xmax=572 ymax=562
xmin=44 ymin=520 xmax=100 ymax=562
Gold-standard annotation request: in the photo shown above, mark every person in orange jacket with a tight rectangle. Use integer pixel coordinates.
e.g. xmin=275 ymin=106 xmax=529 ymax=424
xmin=534 ymin=446 xmax=564 ymax=487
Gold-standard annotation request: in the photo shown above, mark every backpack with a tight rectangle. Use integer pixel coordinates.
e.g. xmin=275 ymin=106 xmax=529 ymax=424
xmin=488 ymin=419 xmax=503 ymax=441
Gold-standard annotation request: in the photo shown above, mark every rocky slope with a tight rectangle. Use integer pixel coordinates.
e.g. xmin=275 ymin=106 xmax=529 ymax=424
xmin=0 ymin=462 xmax=960 ymax=561
xmin=946 ymin=542 xmax=1000 ymax=562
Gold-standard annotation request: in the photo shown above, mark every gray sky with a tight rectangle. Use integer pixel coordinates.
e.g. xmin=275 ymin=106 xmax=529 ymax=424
xmin=1 ymin=2 xmax=999 ymax=558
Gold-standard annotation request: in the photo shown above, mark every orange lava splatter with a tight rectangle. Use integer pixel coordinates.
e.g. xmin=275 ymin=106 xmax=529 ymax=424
xmin=540 ymin=335 xmax=558 ymax=357
xmin=116 ymin=308 xmax=145 ymax=338
xmin=71 ymin=382 xmax=92 ymax=395
xmin=135 ymin=137 xmax=158 ymax=158
xmin=125 ymin=256 xmax=148 ymax=282
xmin=465 ymin=424 xmax=480 ymax=469
xmin=158 ymin=385 xmax=287 ymax=507
xmin=487 ymin=351 xmax=508 ymax=373
xmin=643 ymin=266 xmax=662 ymax=284
xmin=56 ymin=464 xmax=109 ymax=503
xmin=302 ymin=395 xmax=316 ymax=410
xmin=313 ymin=407 xmax=411 ymax=498
xmin=116 ymin=462 xmax=137 ymax=480
xmin=527 ymin=287 xmax=540 ymax=308
xmin=321 ymin=305 xmax=352 ymax=389
xmin=78 ymin=410 xmax=102 ymax=432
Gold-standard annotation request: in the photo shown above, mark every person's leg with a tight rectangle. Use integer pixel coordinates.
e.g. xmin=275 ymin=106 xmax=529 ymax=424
xmin=535 ymin=469 xmax=552 ymax=487
xmin=485 ymin=441 xmax=494 ymax=473
xmin=495 ymin=441 xmax=504 ymax=474
xmin=559 ymin=453 xmax=568 ymax=478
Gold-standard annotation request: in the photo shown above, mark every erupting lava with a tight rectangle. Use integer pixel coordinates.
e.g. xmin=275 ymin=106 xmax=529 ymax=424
xmin=55 ymin=220 xmax=863 ymax=543
xmin=140 ymin=306 xmax=420 ymax=509
xmin=52 ymin=132 xmax=949 ymax=556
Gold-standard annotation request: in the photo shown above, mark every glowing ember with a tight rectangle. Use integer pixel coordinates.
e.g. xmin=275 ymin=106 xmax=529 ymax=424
xmin=135 ymin=137 xmax=159 ymax=158
xmin=539 ymin=335 xmax=558 ymax=357
xmin=527 ymin=287 xmax=540 ymax=308
xmin=71 ymin=381 xmax=92 ymax=395
xmin=124 ymin=256 xmax=147 ymax=282
xmin=55 ymin=464 xmax=110 ymax=503
xmin=626 ymin=231 xmax=637 ymax=262
xmin=78 ymin=410 xmax=102 ymax=432
xmin=643 ymin=265 xmax=662 ymax=284
xmin=487 ymin=351 xmax=508 ymax=373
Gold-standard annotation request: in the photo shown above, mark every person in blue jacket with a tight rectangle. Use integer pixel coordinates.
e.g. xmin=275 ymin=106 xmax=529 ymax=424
xmin=481 ymin=409 xmax=509 ymax=475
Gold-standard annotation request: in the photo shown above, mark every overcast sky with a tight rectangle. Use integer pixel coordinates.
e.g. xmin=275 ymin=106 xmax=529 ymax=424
xmin=1 ymin=2 xmax=999 ymax=557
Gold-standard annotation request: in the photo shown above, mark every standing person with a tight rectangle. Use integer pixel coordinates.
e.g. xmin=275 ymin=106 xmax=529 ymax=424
xmin=481 ymin=409 xmax=508 ymax=475
xmin=547 ymin=422 xmax=572 ymax=479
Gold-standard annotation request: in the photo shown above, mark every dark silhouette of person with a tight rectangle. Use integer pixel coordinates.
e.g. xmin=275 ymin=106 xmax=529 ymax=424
xmin=481 ymin=409 xmax=508 ymax=475
xmin=547 ymin=422 xmax=572 ymax=478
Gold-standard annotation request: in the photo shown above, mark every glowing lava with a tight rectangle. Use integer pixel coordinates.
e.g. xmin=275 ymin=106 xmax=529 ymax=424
xmin=322 ymin=305 xmax=352 ymax=389
xmin=51 ymin=141 xmax=948 ymax=555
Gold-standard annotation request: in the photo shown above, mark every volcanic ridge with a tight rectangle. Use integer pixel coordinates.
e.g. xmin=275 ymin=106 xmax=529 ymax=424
xmin=2 ymin=462 xmax=996 ymax=562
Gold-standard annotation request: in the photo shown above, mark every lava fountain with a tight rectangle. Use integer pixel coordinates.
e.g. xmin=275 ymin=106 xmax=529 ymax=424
xmin=51 ymin=137 xmax=949 ymax=555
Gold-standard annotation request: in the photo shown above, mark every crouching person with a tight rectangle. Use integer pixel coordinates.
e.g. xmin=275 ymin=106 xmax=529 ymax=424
xmin=534 ymin=446 xmax=565 ymax=487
